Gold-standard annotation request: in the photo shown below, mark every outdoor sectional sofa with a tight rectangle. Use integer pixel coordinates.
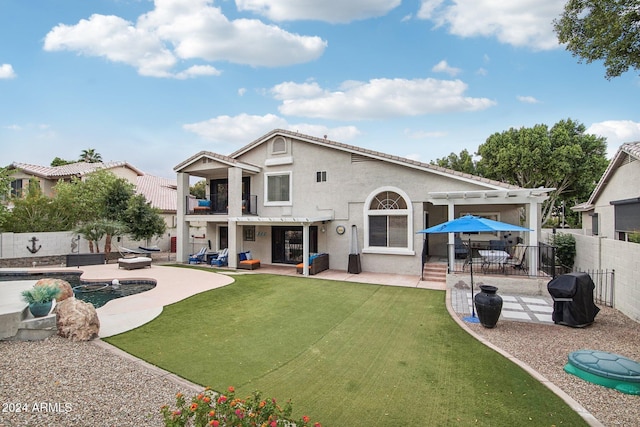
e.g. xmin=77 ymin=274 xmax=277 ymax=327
xmin=296 ymin=253 xmax=329 ymax=275
xmin=237 ymin=251 xmax=261 ymax=270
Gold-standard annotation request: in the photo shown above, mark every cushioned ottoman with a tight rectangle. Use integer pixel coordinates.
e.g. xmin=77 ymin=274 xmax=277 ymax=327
xmin=238 ymin=259 xmax=261 ymax=270
xmin=118 ymin=256 xmax=152 ymax=270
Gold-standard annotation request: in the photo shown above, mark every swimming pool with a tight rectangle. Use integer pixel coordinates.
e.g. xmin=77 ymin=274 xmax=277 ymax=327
xmin=0 ymin=272 xmax=155 ymax=308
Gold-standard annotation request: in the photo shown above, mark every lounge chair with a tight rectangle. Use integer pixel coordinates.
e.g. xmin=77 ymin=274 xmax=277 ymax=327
xmin=210 ymin=248 xmax=229 ymax=267
xmin=116 ymin=245 xmax=151 ymax=258
xmin=188 ymin=247 xmax=208 ymax=264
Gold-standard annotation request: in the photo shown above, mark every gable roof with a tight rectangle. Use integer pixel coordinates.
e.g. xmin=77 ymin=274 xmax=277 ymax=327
xmin=230 ymin=129 xmax=521 ymax=191
xmin=9 ymin=161 xmax=144 ymax=179
xmin=173 ymin=151 xmax=260 ymax=173
xmin=572 ymin=141 xmax=640 ymax=212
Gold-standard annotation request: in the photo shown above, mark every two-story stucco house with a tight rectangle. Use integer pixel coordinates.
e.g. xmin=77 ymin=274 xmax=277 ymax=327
xmin=174 ymin=129 xmax=551 ymax=275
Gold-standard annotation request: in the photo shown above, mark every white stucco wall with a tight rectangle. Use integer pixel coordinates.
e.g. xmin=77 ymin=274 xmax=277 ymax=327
xmin=541 ymin=229 xmax=640 ymax=323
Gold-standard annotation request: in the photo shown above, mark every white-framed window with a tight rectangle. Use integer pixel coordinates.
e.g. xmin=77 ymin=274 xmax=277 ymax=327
xmin=363 ymin=187 xmax=414 ymax=254
xmin=316 ymin=171 xmax=327 ymax=182
xmin=264 ymin=171 xmax=292 ymax=206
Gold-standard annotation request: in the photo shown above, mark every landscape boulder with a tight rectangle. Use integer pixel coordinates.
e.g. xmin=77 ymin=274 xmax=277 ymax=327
xmin=35 ymin=278 xmax=74 ymax=301
xmin=55 ymin=298 xmax=100 ymax=341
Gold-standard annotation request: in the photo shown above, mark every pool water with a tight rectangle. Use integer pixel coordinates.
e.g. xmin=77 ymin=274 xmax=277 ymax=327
xmin=73 ymin=282 xmax=155 ymax=308
xmin=0 ymin=272 xmax=155 ymax=308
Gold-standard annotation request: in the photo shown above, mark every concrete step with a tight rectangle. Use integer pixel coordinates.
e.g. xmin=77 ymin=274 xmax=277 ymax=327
xmin=13 ymin=313 xmax=57 ymax=341
xmin=422 ymin=263 xmax=448 ymax=282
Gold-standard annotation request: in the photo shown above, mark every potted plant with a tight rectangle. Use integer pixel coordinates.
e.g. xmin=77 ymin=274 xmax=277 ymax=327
xmin=21 ymin=284 xmax=61 ymax=317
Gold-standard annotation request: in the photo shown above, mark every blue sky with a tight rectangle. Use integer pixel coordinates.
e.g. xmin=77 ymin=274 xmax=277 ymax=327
xmin=1 ymin=0 xmax=639 ymax=179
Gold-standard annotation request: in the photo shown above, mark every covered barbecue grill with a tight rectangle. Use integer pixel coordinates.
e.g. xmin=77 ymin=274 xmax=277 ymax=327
xmin=547 ymin=272 xmax=600 ymax=327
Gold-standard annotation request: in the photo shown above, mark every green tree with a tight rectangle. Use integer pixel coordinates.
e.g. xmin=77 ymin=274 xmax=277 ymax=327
xmin=78 ymin=148 xmax=103 ymax=163
xmin=554 ymin=0 xmax=640 ymax=79
xmin=122 ymin=194 xmax=167 ymax=244
xmin=0 ymin=167 xmax=14 ymax=230
xmin=431 ymin=149 xmax=478 ymax=175
xmin=190 ymin=179 xmax=207 ymax=199
xmin=476 ymin=119 xmax=608 ymax=225
xmin=50 ymin=157 xmax=75 ymax=166
xmin=53 ymin=170 xmax=135 ymax=250
xmin=4 ymin=179 xmax=65 ymax=232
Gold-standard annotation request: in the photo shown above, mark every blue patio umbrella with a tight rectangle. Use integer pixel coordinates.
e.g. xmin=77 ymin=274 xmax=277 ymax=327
xmin=417 ymin=215 xmax=531 ymax=322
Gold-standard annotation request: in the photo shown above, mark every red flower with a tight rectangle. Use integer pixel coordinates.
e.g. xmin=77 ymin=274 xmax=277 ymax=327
xmin=217 ymin=395 xmax=227 ymax=404
xmin=209 ymin=421 xmax=219 ymax=427
xmin=190 ymin=403 xmax=198 ymax=411
xmin=228 ymin=386 xmax=235 ymax=393
xmin=270 ymin=421 xmax=277 ymax=427
xmin=303 ymin=415 xmax=310 ymax=423
xmin=314 ymin=423 xmax=322 ymax=427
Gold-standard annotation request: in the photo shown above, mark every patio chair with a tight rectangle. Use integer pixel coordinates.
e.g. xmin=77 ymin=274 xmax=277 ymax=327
xmin=454 ymin=236 xmax=468 ymax=259
xmin=504 ymin=244 xmax=527 ymax=270
xmin=489 ymin=239 xmax=506 ymax=251
xmin=210 ymin=248 xmax=229 ymax=267
xmin=188 ymin=246 xmax=208 ymax=264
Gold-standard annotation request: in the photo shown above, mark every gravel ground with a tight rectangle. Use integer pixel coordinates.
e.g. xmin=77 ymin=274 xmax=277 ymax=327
xmin=1 ymin=306 xmax=638 ymax=427
xmin=467 ymin=305 xmax=640 ymax=427
xmin=0 ymin=338 xmax=199 ymax=427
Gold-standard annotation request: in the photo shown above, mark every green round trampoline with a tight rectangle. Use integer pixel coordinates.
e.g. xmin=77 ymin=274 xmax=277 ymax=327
xmin=565 ymin=349 xmax=640 ymax=395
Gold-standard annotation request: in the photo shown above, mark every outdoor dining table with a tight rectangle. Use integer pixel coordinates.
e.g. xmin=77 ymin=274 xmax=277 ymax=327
xmin=478 ymin=250 xmax=510 ymax=272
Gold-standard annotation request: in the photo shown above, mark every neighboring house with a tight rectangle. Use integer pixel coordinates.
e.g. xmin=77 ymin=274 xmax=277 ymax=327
xmin=174 ymin=129 xmax=551 ymax=275
xmin=6 ymin=161 xmax=179 ymax=232
xmin=572 ymin=142 xmax=640 ymax=240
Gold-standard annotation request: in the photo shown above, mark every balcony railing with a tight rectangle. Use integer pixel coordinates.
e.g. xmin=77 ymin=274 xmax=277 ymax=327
xmin=446 ymin=243 xmax=557 ymax=278
xmin=186 ymin=195 xmax=258 ymax=216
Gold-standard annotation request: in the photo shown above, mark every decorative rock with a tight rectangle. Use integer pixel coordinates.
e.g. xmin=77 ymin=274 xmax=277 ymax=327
xmin=55 ymin=298 xmax=100 ymax=341
xmin=35 ymin=278 xmax=74 ymax=301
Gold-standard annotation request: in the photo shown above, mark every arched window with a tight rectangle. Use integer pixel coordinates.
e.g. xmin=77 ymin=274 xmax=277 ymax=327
xmin=364 ymin=187 xmax=413 ymax=254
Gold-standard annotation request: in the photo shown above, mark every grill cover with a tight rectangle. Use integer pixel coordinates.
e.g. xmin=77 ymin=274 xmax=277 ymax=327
xmin=547 ymin=272 xmax=600 ymax=327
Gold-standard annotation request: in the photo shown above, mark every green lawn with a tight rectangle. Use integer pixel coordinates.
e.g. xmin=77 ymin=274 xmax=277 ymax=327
xmin=105 ymin=272 xmax=587 ymax=426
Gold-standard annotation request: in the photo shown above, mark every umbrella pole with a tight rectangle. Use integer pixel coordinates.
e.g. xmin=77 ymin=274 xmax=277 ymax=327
xmin=463 ymin=237 xmax=479 ymax=323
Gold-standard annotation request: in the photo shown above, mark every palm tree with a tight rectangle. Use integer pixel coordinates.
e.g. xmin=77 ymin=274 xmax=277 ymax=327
xmin=79 ymin=149 xmax=103 ymax=163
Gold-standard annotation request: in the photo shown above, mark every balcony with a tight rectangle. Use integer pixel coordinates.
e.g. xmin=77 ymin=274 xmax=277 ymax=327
xmin=186 ymin=195 xmax=258 ymax=216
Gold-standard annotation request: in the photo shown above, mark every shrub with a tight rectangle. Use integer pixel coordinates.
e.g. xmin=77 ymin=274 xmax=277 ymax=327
xmin=160 ymin=386 xmax=321 ymax=427
xmin=21 ymin=284 xmax=61 ymax=304
xmin=553 ymin=233 xmax=576 ymax=269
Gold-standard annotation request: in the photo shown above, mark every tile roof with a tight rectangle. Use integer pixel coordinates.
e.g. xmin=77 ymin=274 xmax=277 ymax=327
xmin=10 ymin=161 xmax=143 ymax=178
xmin=136 ymin=174 xmax=177 ymax=212
xmin=230 ymin=129 xmax=521 ymax=190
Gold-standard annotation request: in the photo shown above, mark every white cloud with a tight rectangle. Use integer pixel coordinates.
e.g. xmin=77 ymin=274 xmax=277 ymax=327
xmin=418 ymin=0 xmax=562 ymax=50
xmin=238 ymin=88 xmax=247 ymax=96
xmin=432 ymin=60 xmax=461 ymax=76
xmin=235 ymin=0 xmax=400 ymax=23
xmin=182 ymin=113 xmax=360 ymax=144
xmin=587 ymin=120 xmax=640 ymax=157
xmin=271 ymin=77 xmax=496 ymax=120
xmin=43 ymin=0 xmax=326 ymax=78
xmin=517 ymin=95 xmax=540 ymax=104
xmin=0 ymin=63 xmax=17 ymax=79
